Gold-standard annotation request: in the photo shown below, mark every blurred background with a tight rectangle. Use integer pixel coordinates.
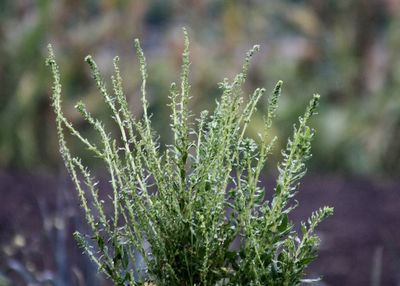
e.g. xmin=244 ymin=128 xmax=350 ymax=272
xmin=0 ymin=0 xmax=399 ymax=285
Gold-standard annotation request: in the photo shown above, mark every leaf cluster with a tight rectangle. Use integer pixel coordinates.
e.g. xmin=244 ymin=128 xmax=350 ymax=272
xmin=47 ymin=29 xmax=332 ymax=286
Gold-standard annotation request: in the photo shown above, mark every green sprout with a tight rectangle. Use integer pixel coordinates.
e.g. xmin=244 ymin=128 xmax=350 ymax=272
xmin=47 ymin=29 xmax=332 ymax=286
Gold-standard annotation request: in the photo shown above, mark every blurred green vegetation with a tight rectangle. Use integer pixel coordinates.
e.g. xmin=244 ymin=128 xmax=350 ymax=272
xmin=1 ymin=0 xmax=400 ymax=176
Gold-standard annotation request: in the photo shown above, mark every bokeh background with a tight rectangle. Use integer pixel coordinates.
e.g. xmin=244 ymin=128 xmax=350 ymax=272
xmin=0 ymin=0 xmax=399 ymax=285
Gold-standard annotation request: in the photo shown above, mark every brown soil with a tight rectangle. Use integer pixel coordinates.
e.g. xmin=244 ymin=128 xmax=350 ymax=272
xmin=0 ymin=171 xmax=399 ymax=285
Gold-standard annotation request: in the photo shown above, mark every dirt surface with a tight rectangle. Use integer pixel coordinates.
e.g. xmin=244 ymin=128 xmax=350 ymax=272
xmin=294 ymin=174 xmax=400 ymax=285
xmin=0 ymin=170 xmax=399 ymax=285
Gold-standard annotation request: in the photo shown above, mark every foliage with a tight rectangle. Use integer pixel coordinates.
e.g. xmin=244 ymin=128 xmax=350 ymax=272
xmin=47 ymin=30 xmax=332 ymax=285
xmin=2 ymin=1 xmax=400 ymax=174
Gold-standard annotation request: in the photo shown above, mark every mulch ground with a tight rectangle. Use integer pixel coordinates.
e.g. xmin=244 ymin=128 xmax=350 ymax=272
xmin=0 ymin=170 xmax=399 ymax=285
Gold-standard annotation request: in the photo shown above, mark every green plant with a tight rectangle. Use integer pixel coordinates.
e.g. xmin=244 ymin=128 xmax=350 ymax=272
xmin=47 ymin=29 xmax=332 ymax=286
